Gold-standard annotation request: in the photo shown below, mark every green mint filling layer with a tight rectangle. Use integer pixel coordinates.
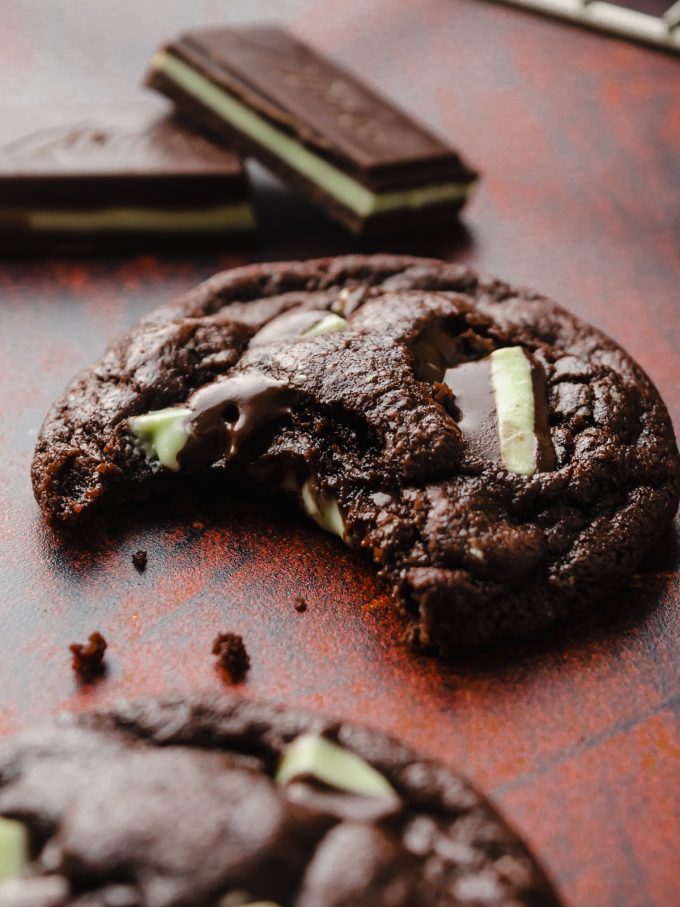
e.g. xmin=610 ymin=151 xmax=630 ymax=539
xmin=490 ymin=347 xmax=537 ymax=477
xmin=16 ymin=203 xmax=255 ymax=233
xmin=151 ymin=51 xmax=472 ymax=218
xmin=0 ymin=818 xmax=28 ymax=882
xmin=301 ymin=313 xmax=348 ymax=337
xmin=276 ymin=734 xmax=397 ymax=799
xmin=129 ymin=407 xmax=192 ymax=471
xmin=300 ymin=481 xmax=346 ymax=541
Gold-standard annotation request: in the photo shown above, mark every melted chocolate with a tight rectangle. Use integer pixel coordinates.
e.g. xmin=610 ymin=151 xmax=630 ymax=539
xmin=411 ymin=324 xmax=464 ymax=383
xmin=444 ymin=352 xmax=555 ymax=472
xmin=445 ymin=358 xmax=501 ymax=464
xmin=180 ymin=373 xmax=299 ymax=467
xmin=531 ymin=359 xmax=556 ymax=472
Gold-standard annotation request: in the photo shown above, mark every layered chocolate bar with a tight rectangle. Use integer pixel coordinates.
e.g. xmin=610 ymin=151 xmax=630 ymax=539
xmin=146 ymin=26 xmax=478 ymax=234
xmin=0 ymin=101 xmax=254 ymax=251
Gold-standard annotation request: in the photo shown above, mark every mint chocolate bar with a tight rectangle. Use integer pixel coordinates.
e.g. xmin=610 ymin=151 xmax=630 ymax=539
xmin=0 ymin=102 xmax=254 ymax=252
xmin=145 ymin=27 xmax=478 ymax=234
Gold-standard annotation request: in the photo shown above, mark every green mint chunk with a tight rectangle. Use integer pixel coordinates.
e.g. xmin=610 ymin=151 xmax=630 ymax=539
xmin=300 ymin=482 xmax=346 ymax=540
xmin=0 ymin=817 xmax=28 ymax=882
xmin=218 ymin=894 xmax=281 ymax=907
xmin=490 ymin=347 xmax=537 ymax=476
xmin=276 ymin=734 xmax=396 ymax=799
xmin=129 ymin=406 xmax=192 ymax=471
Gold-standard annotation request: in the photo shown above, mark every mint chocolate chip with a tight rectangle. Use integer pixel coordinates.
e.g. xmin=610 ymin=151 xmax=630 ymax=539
xmin=489 ymin=347 xmax=540 ymax=476
xmin=276 ymin=734 xmax=396 ymax=799
xmin=301 ymin=313 xmax=348 ymax=337
xmin=129 ymin=406 xmax=192 ymax=471
xmin=0 ymin=818 xmax=28 ymax=882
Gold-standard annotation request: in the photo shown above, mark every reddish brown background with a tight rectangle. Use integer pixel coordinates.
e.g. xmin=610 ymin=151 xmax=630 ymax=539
xmin=0 ymin=2 xmax=679 ymax=905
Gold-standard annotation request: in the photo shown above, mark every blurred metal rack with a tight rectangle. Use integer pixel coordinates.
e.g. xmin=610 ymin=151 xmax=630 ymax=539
xmin=492 ymin=0 xmax=680 ymax=54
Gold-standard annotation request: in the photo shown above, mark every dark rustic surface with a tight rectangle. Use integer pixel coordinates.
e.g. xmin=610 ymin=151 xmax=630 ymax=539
xmin=0 ymin=2 xmax=678 ymax=906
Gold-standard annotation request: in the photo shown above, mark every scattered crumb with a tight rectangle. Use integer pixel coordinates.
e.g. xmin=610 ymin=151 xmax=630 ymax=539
xmin=212 ymin=632 xmax=250 ymax=684
xmin=131 ymin=549 xmax=147 ymax=570
xmin=70 ymin=632 xmax=107 ymax=681
xmin=294 ymin=595 xmax=307 ymax=613
xmin=363 ymin=594 xmax=391 ymax=612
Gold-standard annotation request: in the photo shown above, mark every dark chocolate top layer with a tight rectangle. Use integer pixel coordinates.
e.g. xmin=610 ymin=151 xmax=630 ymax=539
xmin=0 ymin=101 xmax=248 ymax=209
xmin=159 ymin=26 xmax=477 ymax=189
xmin=0 ymin=695 xmax=562 ymax=906
xmin=31 ymin=255 xmax=680 ymax=652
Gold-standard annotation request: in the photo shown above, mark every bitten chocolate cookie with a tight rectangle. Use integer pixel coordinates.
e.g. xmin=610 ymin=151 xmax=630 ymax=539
xmin=0 ymin=695 xmax=561 ymax=906
xmin=31 ymin=255 xmax=680 ymax=652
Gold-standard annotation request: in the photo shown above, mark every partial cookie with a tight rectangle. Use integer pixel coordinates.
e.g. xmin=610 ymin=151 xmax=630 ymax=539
xmin=0 ymin=695 xmax=562 ymax=906
xmin=31 ymin=255 xmax=680 ymax=651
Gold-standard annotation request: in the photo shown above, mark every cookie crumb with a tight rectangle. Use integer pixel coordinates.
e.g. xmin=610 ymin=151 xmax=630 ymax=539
xmin=70 ymin=632 xmax=107 ymax=681
xmin=132 ymin=549 xmax=147 ymax=570
xmin=294 ymin=595 xmax=307 ymax=613
xmin=212 ymin=632 xmax=250 ymax=684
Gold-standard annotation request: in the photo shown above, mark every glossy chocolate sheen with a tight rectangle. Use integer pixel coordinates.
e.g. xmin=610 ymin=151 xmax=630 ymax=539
xmin=0 ymin=101 xmax=249 ymax=210
xmin=182 ymin=373 xmax=299 ymax=466
xmin=151 ymin=25 xmax=477 ymax=190
xmin=445 ymin=357 xmax=501 ymax=465
xmin=445 ymin=354 xmax=556 ymax=471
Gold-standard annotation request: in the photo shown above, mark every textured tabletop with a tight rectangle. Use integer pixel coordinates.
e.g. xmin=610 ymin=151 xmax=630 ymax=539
xmin=0 ymin=2 xmax=678 ymax=906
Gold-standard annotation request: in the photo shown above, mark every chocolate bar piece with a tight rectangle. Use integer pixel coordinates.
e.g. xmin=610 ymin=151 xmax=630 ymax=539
xmin=0 ymin=101 xmax=255 ymax=252
xmin=145 ymin=26 xmax=478 ymax=234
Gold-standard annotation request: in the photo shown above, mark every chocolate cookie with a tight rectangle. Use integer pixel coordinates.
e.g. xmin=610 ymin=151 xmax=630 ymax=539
xmin=0 ymin=694 xmax=561 ymax=906
xmin=31 ymin=255 xmax=680 ymax=652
